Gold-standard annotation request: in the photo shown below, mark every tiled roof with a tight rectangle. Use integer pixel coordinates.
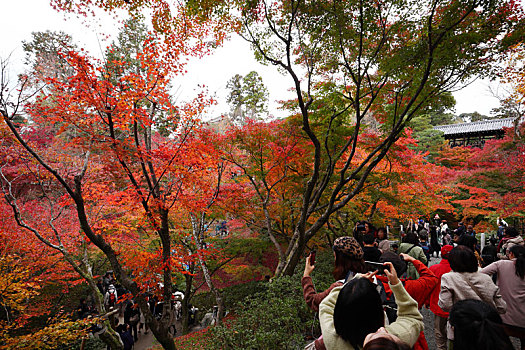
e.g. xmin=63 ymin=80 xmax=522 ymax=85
xmin=433 ymin=117 xmax=516 ymax=136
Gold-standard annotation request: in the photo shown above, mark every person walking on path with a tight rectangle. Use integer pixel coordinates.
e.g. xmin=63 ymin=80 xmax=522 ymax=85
xmin=428 ymin=245 xmax=453 ymax=350
xmin=497 ymin=227 xmax=524 ymax=260
xmin=482 ymin=245 xmax=525 ymax=350
xmin=376 ymin=228 xmax=390 ymax=253
xmin=438 ymin=246 xmax=507 ymax=342
xmin=398 ymin=232 xmax=427 ymax=279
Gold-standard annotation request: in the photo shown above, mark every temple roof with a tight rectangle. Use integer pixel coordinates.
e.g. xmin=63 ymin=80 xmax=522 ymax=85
xmin=433 ymin=117 xmax=516 ymax=136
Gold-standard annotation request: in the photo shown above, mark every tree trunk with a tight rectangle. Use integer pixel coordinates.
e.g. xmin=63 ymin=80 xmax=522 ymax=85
xmin=181 ymin=263 xmax=194 ymax=335
xmin=281 ymin=238 xmax=306 ymax=276
xmin=64 ymin=248 xmax=124 ymax=350
xmin=197 ymin=255 xmax=224 ymax=325
xmin=191 ymin=214 xmax=224 ymax=324
xmin=262 ymin=203 xmax=286 ymax=278
xmin=98 ymin=320 xmax=124 ymax=350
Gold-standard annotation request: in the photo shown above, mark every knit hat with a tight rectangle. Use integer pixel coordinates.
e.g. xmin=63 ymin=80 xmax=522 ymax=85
xmin=333 ymin=236 xmax=364 ymax=260
xmin=441 ymin=245 xmax=453 ymax=259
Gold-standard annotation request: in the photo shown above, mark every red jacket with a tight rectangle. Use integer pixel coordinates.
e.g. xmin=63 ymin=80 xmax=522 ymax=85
xmin=378 ymin=259 xmax=438 ymax=350
xmin=428 ymin=258 xmax=452 ymax=318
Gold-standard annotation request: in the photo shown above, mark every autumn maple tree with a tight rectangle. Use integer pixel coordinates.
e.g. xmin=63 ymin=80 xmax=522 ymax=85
xmin=218 ymin=118 xmax=308 ymax=276
xmin=0 ymin=16 xmax=223 ymax=348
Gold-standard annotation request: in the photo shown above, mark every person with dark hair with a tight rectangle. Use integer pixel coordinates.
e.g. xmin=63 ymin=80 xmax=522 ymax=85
xmin=457 ymin=234 xmax=483 ymax=267
xmin=378 ymin=253 xmax=437 ymax=309
xmin=398 ymin=232 xmax=427 ymax=279
xmin=482 ymin=245 xmax=525 ymax=349
xmin=391 ymin=243 xmax=399 ymax=254
xmin=376 ymin=227 xmax=390 ymax=252
xmin=364 ymin=222 xmax=377 ymax=238
xmin=103 ymin=271 xmax=115 ymax=292
xmin=302 ymin=236 xmax=366 ymax=350
xmin=124 ymin=300 xmax=140 ymax=341
xmin=466 ymin=225 xmax=476 ymax=236
xmin=354 ymin=221 xmax=377 ymax=243
xmin=429 ymin=225 xmax=441 ymax=258
xmin=377 ymin=252 xmax=438 ymax=350
xmin=428 ymin=245 xmax=453 ymax=350
xmin=116 ymin=322 xmax=135 ymax=350
xmin=319 ymin=262 xmax=423 ymax=350
xmin=481 ymin=241 xmax=498 ymax=268
xmin=449 ymin=299 xmax=513 ymax=350
xmin=333 ymin=278 xmax=383 ymax=347
xmin=363 ymin=234 xmax=382 ymax=262
xmin=418 ymin=230 xmax=431 ymax=264
xmin=455 ymin=222 xmax=466 ymax=236
xmin=439 ymin=246 xmax=506 ymax=341
xmin=379 ymin=252 xmax=407 ymax=277
xmin=497 ymin=226 xmax=524 ymax=260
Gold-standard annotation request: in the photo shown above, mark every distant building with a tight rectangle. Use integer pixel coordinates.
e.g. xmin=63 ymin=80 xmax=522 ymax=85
xmin=433 ymin=117 xmax=519 ymax=148
xmin=206 ymin=115 xmax=234 ymax=133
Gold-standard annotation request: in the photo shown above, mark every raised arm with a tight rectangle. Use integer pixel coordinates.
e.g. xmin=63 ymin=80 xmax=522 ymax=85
xmin=383 ymin=262 xmax=423 ymax=347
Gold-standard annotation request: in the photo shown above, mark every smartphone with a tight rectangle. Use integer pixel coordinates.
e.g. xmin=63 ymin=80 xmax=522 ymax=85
xmin=309 ymin=250 xmax=316 ymax=265
xmin=365 ymin=261 xmax=389 ymax=274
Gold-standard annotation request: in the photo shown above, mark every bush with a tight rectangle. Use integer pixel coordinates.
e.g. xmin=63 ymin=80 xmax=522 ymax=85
xmin=178 ymin=250 xmax=336 ymax=350
xmin=208 ymin=275 xmax=308 ymax=350
xmin=191 ymin=280 xmax=269 ymax=323
xmin=205 ymin=251 xmax=335 ymax=349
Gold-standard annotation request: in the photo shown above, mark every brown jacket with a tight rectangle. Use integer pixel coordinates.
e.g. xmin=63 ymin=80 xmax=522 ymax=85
xmin=302 ymin=277 xmax=343 ymax=350
xmin=301 ymin=276 xmax=343 ymax=313
xmin=438 ymin=271 xmax=506 ymax=314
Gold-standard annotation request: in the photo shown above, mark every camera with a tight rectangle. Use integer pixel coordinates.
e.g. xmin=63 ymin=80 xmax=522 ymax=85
xmin=365 ymin=261 xmax=390 ymax=274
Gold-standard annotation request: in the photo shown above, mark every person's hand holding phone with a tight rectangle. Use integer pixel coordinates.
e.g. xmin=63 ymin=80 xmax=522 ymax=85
xmin=383 ymin=262 xmax=400 ymax=285
xmin=303 ymin=253 xmax=315 ymax=278
xmin=361 ymin=270 xmax=378 ymax=283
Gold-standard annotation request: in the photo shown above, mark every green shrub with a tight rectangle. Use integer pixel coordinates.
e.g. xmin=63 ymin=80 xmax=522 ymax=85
xmin=208 ymin=275 xmax=308 ymax=350
xmin=67 ymin=337 xmax=106 ymax=350
xmin=205 ymin=250 xmax=335 ymax=349
xmin=184 ymin=250 xmax=337 ymax=349
xmin=192 ymin=280 xmax=269 ymax=317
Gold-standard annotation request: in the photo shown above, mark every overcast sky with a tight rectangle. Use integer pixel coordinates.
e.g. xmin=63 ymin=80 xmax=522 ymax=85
xmin=1 ymin=1 xmax=508 ymax=120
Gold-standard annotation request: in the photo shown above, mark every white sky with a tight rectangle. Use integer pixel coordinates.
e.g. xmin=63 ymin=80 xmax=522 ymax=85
xmin=0 ymin=1 xmax=509 ymax=120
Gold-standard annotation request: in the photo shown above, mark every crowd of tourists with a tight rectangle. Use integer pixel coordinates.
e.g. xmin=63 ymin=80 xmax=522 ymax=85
xmin=302 ymin=217 xmax=525 ymax=350
xmin=78 ymin=270 xmax=196 ymax=349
